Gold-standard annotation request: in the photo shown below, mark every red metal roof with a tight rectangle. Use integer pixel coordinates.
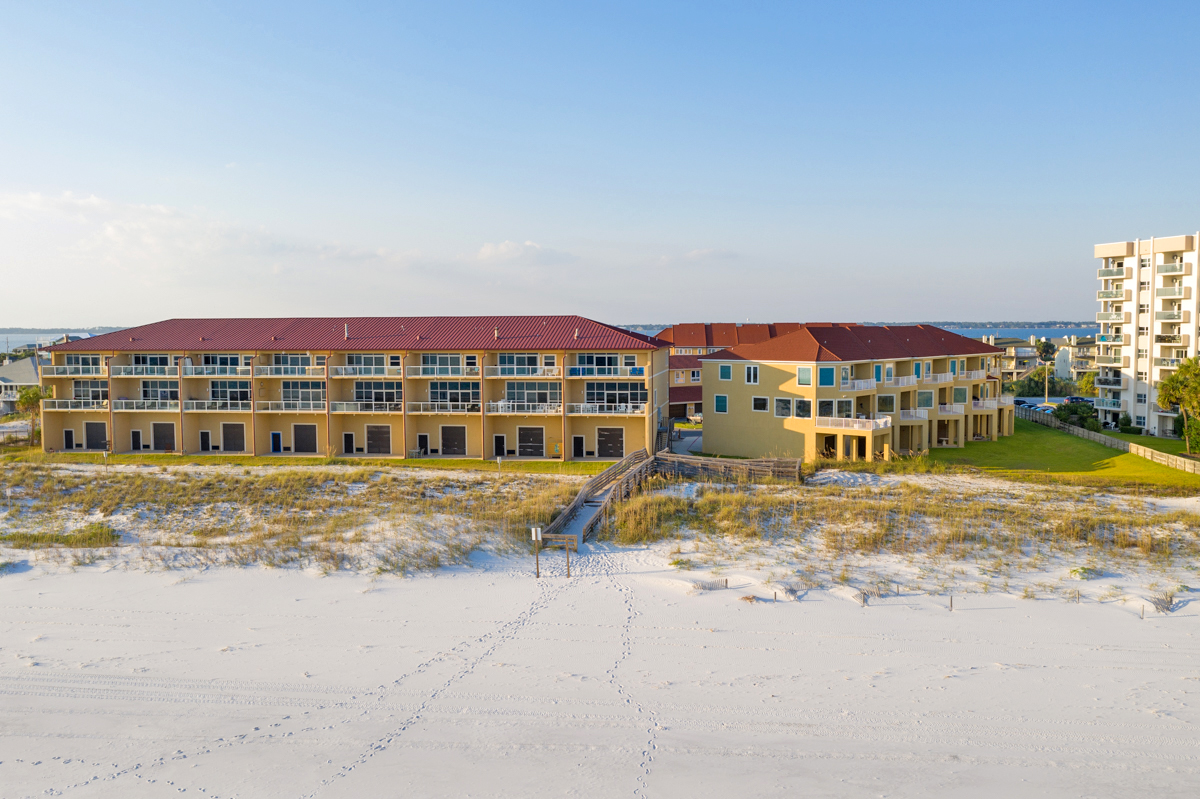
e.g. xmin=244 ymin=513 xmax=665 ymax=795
xmin=698 ymin=324 xmax=1002 ymax=363
xmin=668 ymin=354 xmax=703 ymax=369
xmin=48 ymin=316 xmax=666 ymax=353
xmin=669 ymin=385 xmax=703 ymax=403
xmin=656 ymin=323 xmax=801 ymax=348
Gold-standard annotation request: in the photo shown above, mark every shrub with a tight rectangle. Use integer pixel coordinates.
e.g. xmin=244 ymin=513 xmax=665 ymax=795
xmin=1119 ymin=426 xmax=1143 ymax=436
xmin=1083 ymin=417 xmax=1102 ymax=433
xmin=1119 ymin=412 xmax=1133 ymax=429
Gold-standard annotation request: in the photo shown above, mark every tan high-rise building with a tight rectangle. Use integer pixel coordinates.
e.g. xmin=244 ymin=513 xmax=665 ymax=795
xmin=1094 ymin=235 xmax=1196 ymax=433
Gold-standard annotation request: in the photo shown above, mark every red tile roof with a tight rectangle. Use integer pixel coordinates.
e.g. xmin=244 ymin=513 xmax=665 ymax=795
xmin=669 ymin=385 xmax=703 ymax=403
xmin=668 ymin=354 xmax=703 ymax=369
xmin=698 ymin=324 xmax=1002 ymax=363
xmin=656 ymin=323 xmax=802 ymax=349
xmin=48 ymin=316 xmax=666 ymax=353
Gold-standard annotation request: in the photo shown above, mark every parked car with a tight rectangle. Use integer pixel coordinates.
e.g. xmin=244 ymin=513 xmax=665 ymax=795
xmin=1012 ymin=399 xmax=1031 ymax=407
xmin=1063 ymin=396 xmax=1092 ymax=405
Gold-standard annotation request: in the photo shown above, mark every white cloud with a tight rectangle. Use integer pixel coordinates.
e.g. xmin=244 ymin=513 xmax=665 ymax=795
xmin=476 ymin=239 xmax=577 ymax=266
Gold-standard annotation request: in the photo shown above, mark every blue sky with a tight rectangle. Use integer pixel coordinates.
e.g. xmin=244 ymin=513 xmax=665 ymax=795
xmin=3 ymin=1 xmax=1199 ymax=326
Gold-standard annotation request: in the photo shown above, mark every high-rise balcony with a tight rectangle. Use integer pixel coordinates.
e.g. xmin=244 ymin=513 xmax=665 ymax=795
xmin=1154 ymin=334 xmax=1184 ymax=345
xmin=1158 ymin=262 xmax=1190 ymax=275
xmin=1096 ymin=289 xmax=1125 ymax=300
xmin=1096 ymin=312 xmax=1127 ymax=323
xmin=1097 ymin=266 xmax=1131 ymax=278
xmin=1154 ymin=357 xmax=1185 ymax=368
xmin=1158 ymin=286 xmax=1190 ymax=299
xmin=1155 ymin=310 xmax=1188 ymax=322
xmin=1094 ymin=376 xmax=1125 ymax=389
xmin=1095 ymin=355 xmax=1123 ymax=366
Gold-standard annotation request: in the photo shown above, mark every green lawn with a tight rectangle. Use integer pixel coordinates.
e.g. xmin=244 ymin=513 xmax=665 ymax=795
xmin=927 ymin=419 xmax=1200 ymax=492
xmin=1103 ymin=430 xmax=1194 ymax=457
xmin=0 ymin=447 xmax=608 ymax=475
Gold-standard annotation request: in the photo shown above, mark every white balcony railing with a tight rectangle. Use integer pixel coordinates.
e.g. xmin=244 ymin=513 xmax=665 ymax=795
xmin=567 ymin=403 xmax=648 ymax=415
xmin=1096 ymin=312 xmax=1124 ymax=322
xmin=42 ymin=399 xmax=108 ymax=411
xmin=1095 ymin=398 xmax=1125 ymax=410
xmin=1154 ymin=358 xmax=1184 ymax=368
xmin=923 ymin=373 xmax=954 ymax=384
xmin=330 ymin=401 xmax=404 ymax=413
xmin=566 ymin=366 xmax=646 ymax=377
xmin=1158 ymin=286 xmax=1187 ymax=298
xmin=1097 ymin=267 xmax=1126 ymax=278
xmin=885 ymin=375 xmax=918 ymax=387
xmin=840 ymin=378 xmax=877 ymax=391
xmin=1096 ymin=289 xmax=1124 ymax=300
xmin=485 ymin=401 xmax=563 ymax=414
xmin=183 ymin=400 xmax=252 ymax=411
xmin=255 ymin=401 xmax=327 ymax=412
xmin=898 ymin=409 xmax=928 ymax=420
xmin=998 ymin=395 xmax=1015 ymax=405
xmin=109 ymin=365 xmax=179 ymax=376
xmin=406 ymin=401 xmax=480 ymax=413
xmin=330 ymin=366 xmax=403 ymax=377
xmin=182 ymin=365 xmax=253 ymax=376
xmin=405 ymin=366 xmax=481 ymax=378
xmin=1095 ymin=355 xmax=1123 ymax=366
xmin=254 ymin=366 xmax=327 ymax=376
xmin=960 ymin=370 xmax=987 ymax=381
xmin=814 ymin=416 xmax=891 ymax=431
xmin=1156 ymin=311 xmax=1183 ymax=321
xmin=1094 ymin=376 xmax=1124 ymax=388
xmin=972 ymin=400 xmax=998 ymax=411
xmin=1158 ymin=262 xmax=1187 ymax=274
xmin=42 ymin=365 xmax=106 ymax=376
xmin=938 ymin=404 xmax=965 ymax=415
xmin=483 ymin=366 xmax=563 ymax=378
xmin=112 ymin=399 xmax=180 ymax=411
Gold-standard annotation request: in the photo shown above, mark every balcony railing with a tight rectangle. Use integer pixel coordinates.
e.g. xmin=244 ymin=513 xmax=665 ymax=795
xmin=1153 ymin=404 xmax=1179 ymax=415
xmin=406 ymin=401 xmax=480 ymax=414
xmin=567 ymin=403 xmax=647 ymax=415
xmin=814 ymin=416 xmax=891 ymax=431
xmin=1096 ymin=334 xmax=1123 ymax=343
xmin=42 ymin=365 xmax=106 ymax=376
xmin=923 ymin=373 xmax=954 ymax=384
xmin=1096 ymin=289 xmax=1124 ymax=300
xmin=1094 ymin=376 xmax=1125 ymax=388
xmin=884 ymin=375 xmax=918 ymax=387
xmin=42 ymin=399 xmax=108 ymax=411
xmin=404 ymin=365 xmax=481 ymax=378
xmin=109 ymin=365 xmax=180 ymax=376
xmin=1154 ymin=357 xmax=1184 ymax=367
xmin=972 ymin=400 xmax=998 ymax=411
xmin=840 ymin=378 xmax=877 ymax=391
xmin=1156 ymin=311 xmax=1184 ymax=321
xmin=1158 ymin=262 xmax=1188 ymax=274
xmin=1095 ymin=355 xmax=1122 ymax=366
xmin=1095 ymin=398 xmax=1125 ymax=410
xmin=938 ymin=404 xmax=965 ymax=415
xmin=254 ymin=366 xmax=327 ymax=376
xmin=898 ymin=409 xmax=928 ymax=420
xmin=183 ymin=400 xmax=252 ymax=411
xmin=483 ymin=366 xmax=563 ymax=378
xmin=330 ymin=366 xmax=403 ymax=376
xmin=960 ymin=370 xmax=987 ymax=381
xmin=182 ymin=365 xmax=252 ymax=376
xmin=1158 ymin=286 xmax=1188 ymax=298
xmin=255 ymin=401 xmax=327 ymax=412
xmin=1096 ymin=312 xmax=1125 ymax=322
xmin=485 ymin=401 xmax=563 ymax=414
xmin=566 ymin=365 xmax=645 ymax=377
xmin=330 ymin=401 xmax=404 ymax=413
xmin=1097 ymin=267 xmax=1126 ymax=278
xmin=998 ymin=395 xmax=1015 ymax=405
xmin=112 ymin=399 xmax=180 ymax=411
xmin=1155 ymin=334 xmax=1182 ymax=344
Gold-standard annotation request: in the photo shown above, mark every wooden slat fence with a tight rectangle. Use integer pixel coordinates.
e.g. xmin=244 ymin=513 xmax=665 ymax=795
xmin=653 ymin=452 xmax=803 ymax=482
xmin=1015 ymin=405 xmax=1200 ymax=474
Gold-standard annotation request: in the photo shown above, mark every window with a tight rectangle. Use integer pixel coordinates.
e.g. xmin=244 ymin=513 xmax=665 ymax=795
xmin=774 ymin=398 xmax=792 ymax=417
xmin=674 ymin=372 xmax=684 ymax=383
xmin=464 ymin=355 xmax=477 ymax=367
xmin=1137 ymin=393 xmax=1147 ymax=405
xmin=211 ymin=380 xmax=250 ymax=402
xmin=1140 ymin=281 xmax=1150 ymax=291
xmin=1137 ymin=371 xmax=1147 ymax=381
xmin=389 ymin=354 xmax=403 ymax=367
xmin=874 ymin=364 xmax=882 ymax=383
xmin=818 ymin=367 xmax=835 ymax=387
xmin=794 ymin=399 xmax=811 ymax=418
xmin=1139 ymin=304 xmax=1149 ymax=314
xmin=745 ymin=365 xmax=759 ymax=384
xmin=354 ymin=381 xmax=402 ymax=403
xmin=836 ymin=399 xmax=853 ymax=418
xmin=505 ymin=381 xmax=561 ymax=404
xmin=584 ymin=381 xmax=648 ymax=405
xmin=141 ymin=380 xmax=179 ymax=401
xmin=1138 ymin=327 xmax=1148 ymax=336
xmin=719 ymin=364 xmax=732 ymax=381
xmin=1136 ymin=415 xmax=1146 ymax=427
xmin=274 ymin=353 xmax=312 ymax=367
xmin=885 ymin=365 xmax=893 ymax=382
xmin=690 ymin=370 xmax=701 ymax=382
xmin=840 ymin=366 xmax=850 ymax=384
xmin=623 ymin=355 xmax=637 ymax=367
xmin=429 ymin=381 xmax=480 ymax=403
xmin=134 ymin=354 xmax=170 ymax=366
xmin=817 ymin=399 xmax=834 ymax=417
xmin=576 ymin=353 xmax=619 ymax=375
xmin=1137 ymin=349 xmax=1148 ymax=359
xmin=917 ymin=390 xmax=934 ymax=408
xmin=796 ymin=366 xmax=812 ymax=386
xmin=423 ymin=353 xmax=462 ymax=374
xmin=913 ymin=361 xmax=922 ymax=379
xmin=714 ymin=395 xmax=728 ymax=413
xmin=949 ymin=360 xmax=957 ymax=376
xmin=925 ymin=361 xmax=932 ymax=377
xmin=203 ymin=353 xmax=241 ymax=367
xmin=877 ymin=395 xmax=895 ymax=413
xmin=282 ymin=381 xmax=326 ymax=403
xmin=960 ymin=359 xmax=966 ymax=374
xmin=66 ymin=355 xmax=101 ymax=367
xmin=346 ymin=354 xmax=384 ymax=373
xmin=953 ymin=387 xmax=967 ymax=404
xmin=751 ymin=396 xmax=768 ymax=412
xmin=73 ymin=380 xmax=108 ymax=401
xmin=542 ymin=354 xmax=556 ymax=367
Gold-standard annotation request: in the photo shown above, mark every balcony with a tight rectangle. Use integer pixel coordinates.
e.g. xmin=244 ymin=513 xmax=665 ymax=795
xmin=1156 ymin=311 xmax=1185 ymax=322
xmin=566 ymin=365 xmax=645 ymax=378
xmin=1155 ymin=334 xmax=1182 ymax=344
xmin=998 ymin=395 xmax=1015 ymax=405
xmin=898 ymin=409 xmax=928 ymax=420
xmin=405 ymin=365 xmax=481 ymax=378
xmin=1153 ymin=404 xmax=1179 ymax=415
xmin=923 ymin=373 xmax=955 ymax=384
xmin=255 ymin=366 xmax=326 ymax=376
xmin=110 ymin=365 xmax=179 ymax=377
xmin=255 ymin=401 xmax=327 ymax=412
xmin=938 ymin=404 xmax=965 ymax=415
xmin=1097 ymin=266 xmax=1128 ymax=278
xmin=1096 ymin=312 xmax=1126 ymax=323
xmin=1158 ymin=285 xmax=1190 ymax=298
xmin=971 ymin=400 xmax=998 ymax=411
xmin=960 ymin=370 xmax=987 ymax=381
xmin=814 ymin=416 xmax=891 ymax=431
xmin=42 ymin=399 xmax=108 ymax=411
xmin=1094 ymin=376 xmax=1125 ymax=389
xmin=567 ymin=403 xmax=647 ymax=415
xmin=1154 ymin=358 xmax=1184 ymax=368
xmin=330 ymin=366 xmax=403 ymax=377
xmin=885 ymin=375 xmax=918 ymax=387
xmin=182 ymin=365 xmax=252 ymax=377
xmin=1096 ymin=334 xmax=1124 ymax=343
xmin=483 ymin=366 xmax=563 ymax=378
xmin=1094 ymin=398 xmax=1125 ymax=410
xmin=112 ymin=399 xmax=179 ymax=411
xmin=485 ymin=401 xmax=563 ymax=415
xmin=406 ymin=401 xmax=480 ymax=414
xmin=1158 ymin=262 xmax=1189 ymax=275
xmin=330 ymin=401 xmax=404 ymax=413
xmin=840 ymin=378 xmax=877 ymax=391
xmin=1095 ymin=355 xmax=1123 ymax=366
xmin=1096 ymin=289 xmax=1124 ymax=300
xmin=183 ymin=400 xmax=252 ymax=412
xmin=42 ymin=365 xmax=106 ymax=377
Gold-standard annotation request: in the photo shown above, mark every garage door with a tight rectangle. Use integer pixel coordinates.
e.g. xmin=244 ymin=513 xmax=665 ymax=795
xmin=222 ymin=423 xmax=245 ymax=452
xmin=366 ymin=425 xmax=391 ymax=455
xmin=152 ymin=423 xmax=175 ymax=452
xmin=517 ymin=427 xmax=544 ymax=457
xmin=441 ymin=426 xmax=467 ymax=455
xmin=597 ymin=427 xmax=624 ymax=458
xmin=84 ymin=422 xmax=107 ymax=451
xmin=294 ymin=424 xmax=318 ymax=453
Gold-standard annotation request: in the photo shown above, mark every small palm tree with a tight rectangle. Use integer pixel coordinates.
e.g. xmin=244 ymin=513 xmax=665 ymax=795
xmin=15 ymin=386 xmax=49 ymax=447
xmin=1035 ymin=339 xmax=1057 ymax=404
xmin=1157 ymin=358 xmax=1200 ymax=455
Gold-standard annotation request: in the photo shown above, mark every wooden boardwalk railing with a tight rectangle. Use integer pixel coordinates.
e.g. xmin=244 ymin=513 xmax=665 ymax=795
xmin=539 ymin=449 xmax=650 ymax=539
xmin=1015 ymin=406 xmax=1200 ymax=474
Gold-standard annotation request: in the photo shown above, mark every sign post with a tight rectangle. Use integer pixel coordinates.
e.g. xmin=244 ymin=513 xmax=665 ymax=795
xmin=531 ymin=527 xmax=541 ymax=578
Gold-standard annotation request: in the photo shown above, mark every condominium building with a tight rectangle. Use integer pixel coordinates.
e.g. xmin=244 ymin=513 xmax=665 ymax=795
xmin=1057 ymin=335 xmax=1097 ymax=383
xmin=1094 ymin=235 xmax=1197 ymax=433
xmin=39 ymin=316 xmax=669 ymax=459
xmin=700 ymin=324 xmax=1012 ymax=461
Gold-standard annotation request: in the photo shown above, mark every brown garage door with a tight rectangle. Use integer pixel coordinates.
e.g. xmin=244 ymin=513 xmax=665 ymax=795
xmin=517 ymin=427 xmax=544 ymax=457
xmin=152 ymin=423 xmax=175 ymax=452
xmin=441 ymin=426 xmax=466 ymax=455
xmin=597 ymin=427 xmax=624 ymax=458
xmin=222 ymin=423 xmax=245 ymax=452
xmin=366 ymin=425 xmax=391 ymax=455
xmin=294 ymin=425 xmax=318 ymax=453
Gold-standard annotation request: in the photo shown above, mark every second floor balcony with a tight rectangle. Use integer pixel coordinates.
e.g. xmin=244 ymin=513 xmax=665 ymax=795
xmin=183 ymin=400 xmax=252 ymax=412
xmin=814 ymin=415 xmax=891 ymax=431
xmin=182 ymin=365 xmax=252 ymax=377
xmin=998 ymin=395 xmax=1015 ymax=405
xmin=42 ymin=399 xmax=108 ymax=411
xmin=255 ymin=401 xmax=327 ymax=412
xmin=924 ymin=373 xmax=954 ymax=384
xmin=112 ymin=399 xmax=180 ymax=411
xmin=483 ymin=365 xmax=562 ymax=378
xmin=406 ymin=401 xmax=480 ymax=414
xmin=1095 ymin=397 xmax=1125 ymax=410
xmin=330 ymin=401 xmax=404 ymax=413
xmin=254 ymin=365 xmax=326 ymax=377
xmin=884 ymin=375 xmax=918 ymax=387
xmin=971 ymin=399 xmax=998 ymax=411
xmin=840 ymin=378 xmax=876 ymax=391
xmin=42 ymin=365 xmax=106 ymax=377
xmin=897 ymin=409 xmax=928 ymax=420
xmin=485 ymin=401 xmax=563 ymax=415
xmin=567 ymin=402 xmax=647 ymax=415
xmin=566 ymin=365 xmax=645 ymax=378
xmin=938 ymin=403 xmax=965 ymax=415
xmin=109 ymin=365 xmax=179 ymax=377
xmin=960 ymin=369 xmax=987 ymax=381
xmin=405 ymin=365 xmax=481 ymax=378
xmin=330 ymin=366 xmax=403 ymax=377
